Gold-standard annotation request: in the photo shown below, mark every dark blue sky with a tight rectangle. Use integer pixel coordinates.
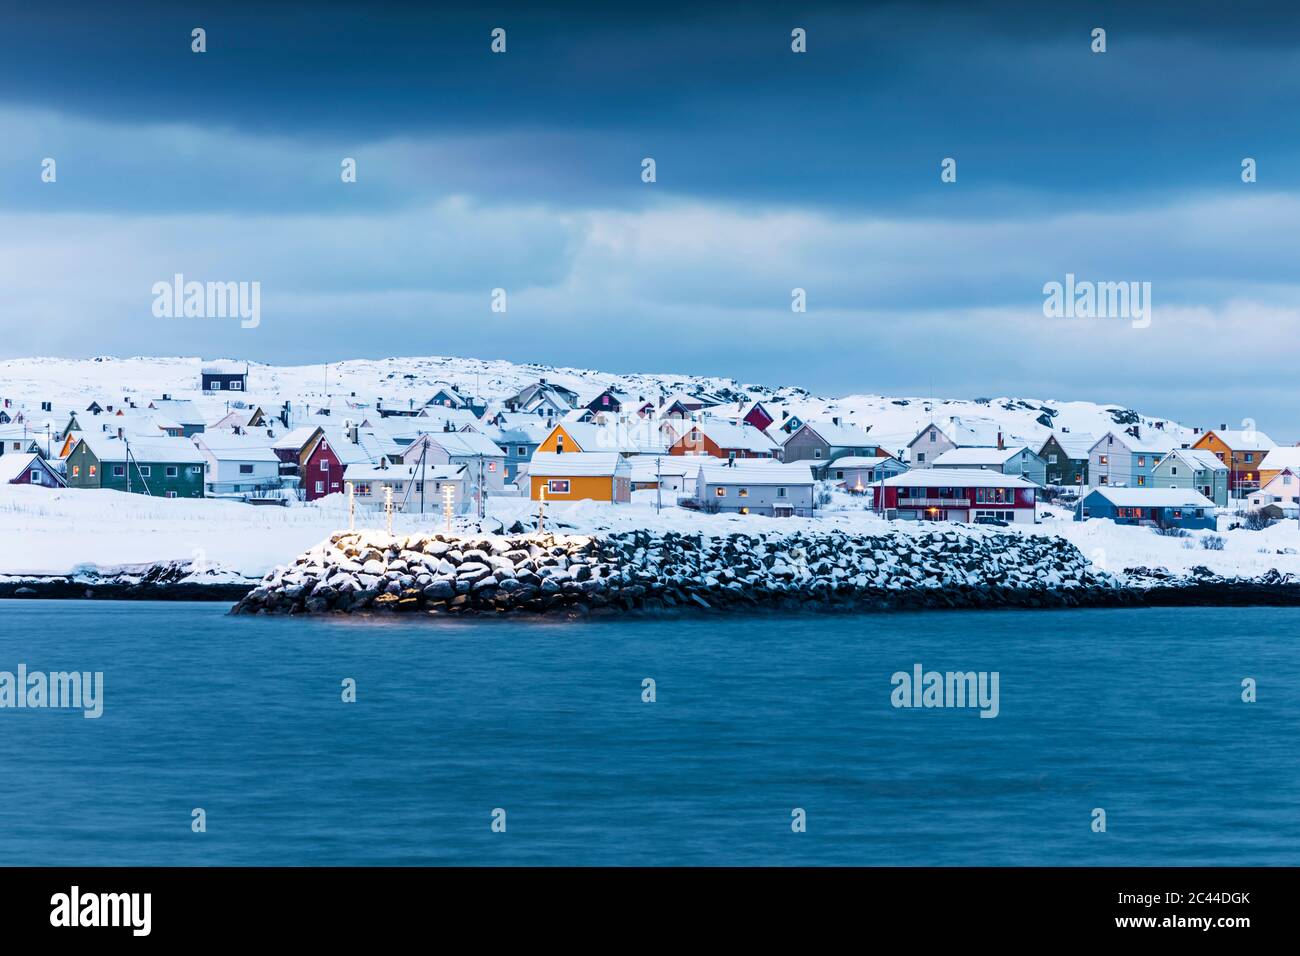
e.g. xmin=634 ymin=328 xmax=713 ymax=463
xmin=2 ymin=1 xmax=1299 ymax=431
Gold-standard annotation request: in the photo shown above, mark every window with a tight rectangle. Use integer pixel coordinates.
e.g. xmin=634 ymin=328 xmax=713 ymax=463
xmin=230 ymin=381 xmax=242 ymax=391
xmin=835 ymin=471 xmax=844 ymax=480
xmin=601 ymin=395 xmax=610 ymax=406
xmin=355 ymin=482 xmax=372 ymax=496
xmin=315 ymin=481 xmax=324 ymax=494
xmin=1285 ymin=475 xmax=1293 ymax=486
xmin=547 ymin=479 xmax=570 ymax=494
xmin=1099 ymin=475 xmax=1108 ymax=485
xmin=738 ymin=488 xmax=749 ymax=498
xmin=1047 ymin=454 xmax=1057 ymax=464
xmin=1081 ymin=506 xmax=1090 ymax=518
xmin=739 ymin=507 xmax=749 ymax=515
xmin=239 ymin=464 xmax=254 ymax=474
xmin=71 ymin=464 xmax=81 ymax=478
xmin=517 ymin=446 xmax=527 ymax=456
xmin=916 ymin=452 xmax=925 ymax=463
xmin=777 ymin=487 xmax=786 ymax=498
xmin=211 ymin=381 xmax=222 ymax=390
xmin=1098 ymin=455 xmax=1108 ymax=465
xmin=1137 ymin=456 xmax=1145 ymax=467
xmin=321 ymin=459 xmax=329 ymax=472
xmin=1195 ymin=509 xmax=1204 ymax=518
xmin=88 ymin=465 xmax=97 ymax=478
xmin=715 ymin=486 xmax=726 ymax=497
xmin=189 ymin=466 xmax=201 ymax=475
xmin=139 ymin=466 xmax=151 ymax=477
xmin=1245 ymin=453 xmax=1253 ymax=462
xmin=113 ymin=465 xmax=125 ymax=477
xmin=1171 ymin=466 xmax=1178 ymax=476
xmin=30 ymin=470 xmax=41 ymax=483
xmin=166 ymin=491 xmax=177 ymax=499
xmin=166 ymin=466 xmax=178 ymax=478
xmin=929 ymin=429 xmax=937 ymax=441
xmin=488 ymin=461 xmax=496 ymax=472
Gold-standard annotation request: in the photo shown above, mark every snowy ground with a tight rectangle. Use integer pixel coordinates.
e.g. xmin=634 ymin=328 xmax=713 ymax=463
xmin=3 ymin=485 xmax=1299 ymax=583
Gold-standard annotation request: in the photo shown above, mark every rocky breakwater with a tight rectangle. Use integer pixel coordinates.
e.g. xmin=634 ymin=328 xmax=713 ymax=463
xmin=230 ymin=527 xmax=1137 ymax=617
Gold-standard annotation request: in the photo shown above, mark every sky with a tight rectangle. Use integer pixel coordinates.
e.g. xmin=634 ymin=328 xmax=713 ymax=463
xmin=2 ymin=0 xmax=1299 ymax=433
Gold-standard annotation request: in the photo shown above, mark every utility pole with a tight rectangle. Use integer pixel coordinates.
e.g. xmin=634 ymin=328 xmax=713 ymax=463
xmin=538 ymin=483 xmax=546 ymax=535
xmin=347 ymin=481 xmax=355 ymax=531
xmin=656 ymin=456 xmax=662 ymax=514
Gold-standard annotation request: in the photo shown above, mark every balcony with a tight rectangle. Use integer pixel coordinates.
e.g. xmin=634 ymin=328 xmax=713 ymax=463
xmin=898 ymin=497 xmax=968 ymax=507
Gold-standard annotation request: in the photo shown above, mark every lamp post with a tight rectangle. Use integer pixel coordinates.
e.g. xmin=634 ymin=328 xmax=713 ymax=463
xmin=538 ymin=483 xmax=546 ymax=536
xmin=347 ymin=481 xmax=355 ymax=531
xmin=443 ymin=484 xmax=454 ymax=533
xmin=384 ymin=485 xmax=393 ymax=536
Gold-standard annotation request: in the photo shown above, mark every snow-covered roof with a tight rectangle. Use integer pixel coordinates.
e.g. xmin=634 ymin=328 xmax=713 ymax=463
xmin=799 ymin=420 xmax=874 ymax=447
xmin=674 ymin=419 xmax=779 ymax=453
xmin=0 ymin=452 xmax=62 ymax=485
xmin=318 ymin=427 xmax=384 ymax=466
xmin=1259 ymin=448 xmax=1300 ymax=472
xmin=694 ymin=459 xmax=814 ymax=486
xmin=1202 ymin=429 xmax=1276 ymax=450
xmin=1086 ymin=487 xmax=1215 ymax=508
xmin=272 ymin=426 xmax=323 ymax=452
xmin=193 ymin=433 xmax=279 ymax=462
xmin=1043 ymin=431 xmax=1096 ymax=459
xmin=1091 ymin=431 xmax=1178 ymax=455
xmin=931 ymin=446 xmax=1034 ymax=467
xmin=415 ymin=429 xmax=505 ymax=458
xmin=827 ymin=456 xmax=900 ymax=469
xmin=557 ymin=421 xmax=666 ymax=454
xmin=909 ymin=417 xmax=1005 ymax=449
xmin=1158 ymin=448 xmax=1228 ymax=472
xmin=882 ymin=468 xmax=1038 ymax=489
xmin=342 ymin=461 xmax=466 ymax=483
xmin=627 ymin=455 xmax=693 ymax=481
xmin=147 ymin=399 xmax=204 ymax=424
xmin=201 ymin=360 xmax=246 ymax=375
xmin=74 ymin=434 xmax=203 ymax=463
xmin=526 ymin=451 xmax=629 ymax=477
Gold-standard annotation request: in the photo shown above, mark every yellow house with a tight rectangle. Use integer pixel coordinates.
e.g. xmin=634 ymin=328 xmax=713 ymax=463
xmin=527 ymin=452 xmax=631 ymax=503
xmin=1192 ymin=428 xmax=1276 ymax=494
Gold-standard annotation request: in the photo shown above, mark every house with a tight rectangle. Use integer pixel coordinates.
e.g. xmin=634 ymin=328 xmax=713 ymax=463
xmin=659 ymin=392 xmax=719 ymax=419
xmin=485 ymin=419 xmax=551 ymax=484
xmin=827 ymin=455 xmax=907 ymax=492
xmin=1151 ymin=448 xmax=1230 ymax=507
xmin=628 ymin=455 xmax=693 ymax=493
xmin=1247 ymin=468 xmax=1300 ymax=516
xmin=1087 ymin=431 xmax=1177 ymax=488
xmin=65 ymin=434 xmax=205 ymax=498
xmin=425 ymin=382 xmax=485 ymax=415
xmin=871 ymin=470 xmax=1039 ymax=524
xmin=781 ymin=419 xmax=880 ymax=478
xmin=739 ymin=401 xmax=776 ymax=432
xmin=775 ymin=411 xmax=805 ymax=435
xmin=147 ymin=398 xmax=206 ymax=437
xmin=1191 ymin=427 xmax=1276 ymax=496
xmin=584 ymin=387 xmax=633 ymax=415
xmin=930 ymin=446 xmax=1047 ymax=488
xmin=1254 ymin=447 xmax=1300 ymax=491
xmin=526 ymin=452 xmax=631 ymax=503
xmin=201 ymin=361 xmax=248 ymax=393
xmin=686 ymin=459 xmax=816 ymax=517
xmin=1075 ymin=488 xmax=1216 ymax=530
xmin=0 ymin=452 xmax=65 ymax=488
xmin=342 ymin=461 xmax=468 ymax=513
xmin=905 ymin=418 xmax=1005 ymax=467
xmin=0 ymin=425 xmax=44 ymax=458
xmin=503 ymin=379 xmax=580 ymax=417
xmin=405 ymin=429 xmax=509 ymax=501
xmin=1038 ymin=432 xmax=1095 ymax=487
xmin=192 ymin=433 xmax=284 ymax=498
xmin=665 ymin=419 xmax=780 ymax=459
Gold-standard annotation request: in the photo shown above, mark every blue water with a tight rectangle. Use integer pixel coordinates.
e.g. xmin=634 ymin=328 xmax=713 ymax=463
xmin=0 ymin=599 xmax=1296 ymax=865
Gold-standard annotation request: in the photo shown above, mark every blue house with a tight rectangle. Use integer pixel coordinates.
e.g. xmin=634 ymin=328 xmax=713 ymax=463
xmin=1076 ymin=488 xmax=1216 ymax=530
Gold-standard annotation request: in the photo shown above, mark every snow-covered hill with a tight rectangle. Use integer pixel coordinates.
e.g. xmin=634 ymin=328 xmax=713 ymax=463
xmin=0 ymin=354 xmax=1207 ymax=456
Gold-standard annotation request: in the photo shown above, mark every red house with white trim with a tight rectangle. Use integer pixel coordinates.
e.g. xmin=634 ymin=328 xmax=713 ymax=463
xmin=302 ymin=433 xmax=344 ymax=500
xmin=871 ymin=469 xmax=1038 ymax=524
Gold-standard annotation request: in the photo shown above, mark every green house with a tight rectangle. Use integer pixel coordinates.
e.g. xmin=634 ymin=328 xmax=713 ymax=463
xmin=66 ymin=434 xmax=205 ymax=498
xmin=1151 ymin=448 xmax=1229 ymax=507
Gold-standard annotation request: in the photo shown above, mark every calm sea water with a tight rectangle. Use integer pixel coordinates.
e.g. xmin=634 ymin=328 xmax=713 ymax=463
xmin=0 ymin=599 xmax=1296 ymax=866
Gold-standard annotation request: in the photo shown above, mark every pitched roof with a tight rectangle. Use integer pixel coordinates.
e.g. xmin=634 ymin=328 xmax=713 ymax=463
xmin=1259 ymin=448 xmax=1300 ymax=472
xmin=526 ymin=451 xmax=629 ymax=477
xmin=272 ymin=426 xmax=323 ymax=452
xmin=1201 ymin=429 xmax=1276 ymax=450
xmin=826 ymin=456 xmax=902 ymax=469
xmin=342 ymin=461 xmax=466 ymax=483
xmin=74 ymin=434 xmax=203 ymax=464
xmin=693 ymin=459 xmax=815 ymax=486
xmin=1158 ymin=448 xmax=1228 ymax=472
xmin=1041 ymin=432 xmax=1097 ymax=459
xmin=1091 ymin=431 xmax=1178 ymax=455
xmin=627 ymin=454 xmax=693 ymax=481
xmin=674 ymin=419 xmax=779 ymax=454
xmin=555 ymin=421 xmax=666 ymax=454
xmin=799 ymin=420 xmax=875 ymax=447
xmin=882 ymin=468 xmax=1038 ymax=489
xmin=193 ymin=433 xmax=279 ymax=462
xmin=1086 ymin=487 xmax=1215 ymax=508
xmin=0 ymin=452 xmax=63 ymax=485
xmin=932 ymin=446 xmax=1034 ymax=467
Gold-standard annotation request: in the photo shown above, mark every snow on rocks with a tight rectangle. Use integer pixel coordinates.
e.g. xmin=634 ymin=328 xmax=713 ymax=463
xmin=231 ymin=527 xmax=1132 ymax=617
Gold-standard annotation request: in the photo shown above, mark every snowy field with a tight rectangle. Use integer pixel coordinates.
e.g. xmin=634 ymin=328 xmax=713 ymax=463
xmin=3 ymin=484 xmax=1299 ymax=583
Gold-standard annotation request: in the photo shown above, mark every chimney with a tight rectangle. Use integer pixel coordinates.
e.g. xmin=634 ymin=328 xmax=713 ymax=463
xmin=117 ymin=427 xmax=124 ymax=440
xmin=832 ymin=416 xmax=841 ymax=426
xmin=1220 ymin=423 xmax=1227 ymax=431
xmin=997 ymin=429 xmax=1004 ymax=450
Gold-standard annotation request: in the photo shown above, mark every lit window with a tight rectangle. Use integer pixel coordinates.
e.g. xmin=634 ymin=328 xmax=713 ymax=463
xmin=72 ymin=465 xmax=80 ymax=477
xmin=738 ymin=488 xmax=749 ymax=498
xmin=547 ymin=479 xmax=570 ymax=494
xmin=715 ymin=487 xmax=726 ymax=497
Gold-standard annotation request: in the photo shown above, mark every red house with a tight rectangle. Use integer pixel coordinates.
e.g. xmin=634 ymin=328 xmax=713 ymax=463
xmin=302 ymin=433 xmax=344 ymax=500
xmin=871 ymin=469 xmax=1038 ymax=524
xmin=0 ymin=452 xmax=65 ymax=488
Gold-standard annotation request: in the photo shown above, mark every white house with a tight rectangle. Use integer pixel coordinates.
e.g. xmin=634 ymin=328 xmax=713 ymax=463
xmin=192 ymin=432 xmax=283 ymax=498
xmin=685 ymin=459 xmax=816 ymax=517
xmin=342 ymin=460 xmax=468 ymax=513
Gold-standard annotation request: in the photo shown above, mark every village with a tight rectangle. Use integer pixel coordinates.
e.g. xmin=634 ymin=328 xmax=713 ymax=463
xmin=1 ymin=357 xmax=1298 ymax=546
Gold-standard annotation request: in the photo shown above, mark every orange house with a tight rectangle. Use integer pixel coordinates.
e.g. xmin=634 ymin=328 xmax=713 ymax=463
xmin=665 ymin=419 xmax=778 ymax=459
xmin=537 ymin=421 xmax=660 ymax=455
xmin=527 ymin=452 xmax=631 ymax=503
xmin=1191 ymin=429 xmax=1275 ymax=494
